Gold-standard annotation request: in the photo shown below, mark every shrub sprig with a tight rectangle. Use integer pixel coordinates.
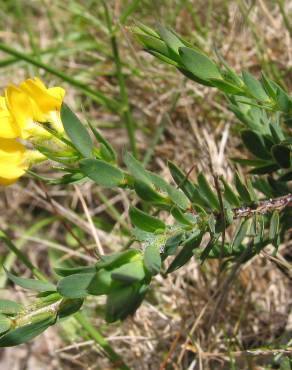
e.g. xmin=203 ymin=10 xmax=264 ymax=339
xmin=0 ymin=24 xmax=291 ymax=348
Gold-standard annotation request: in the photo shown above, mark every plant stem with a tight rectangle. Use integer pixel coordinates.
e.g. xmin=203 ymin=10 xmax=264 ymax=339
xmin=103 ymin=2 xmax=137 ymax=157
xmin=276 ymin=0 xmax=292 ymax=39
xmin=0 ymin=230 xmax=47 ymax=281
xmin=0 ymin=217 xmax=57 ymax=288
xmin=231 ymin=193 xmax=292 ymax=219
xmin=143 ymin=90 xmax=181 ymax=166
xmin=75 ymin=312 xmax=130 ymax=370
xmin=0 ymin=42 xmax=119 ymax=112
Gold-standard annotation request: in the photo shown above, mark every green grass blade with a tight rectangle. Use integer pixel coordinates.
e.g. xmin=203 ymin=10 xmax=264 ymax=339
xmin=0 ymin=42 xmax=119 ymax=112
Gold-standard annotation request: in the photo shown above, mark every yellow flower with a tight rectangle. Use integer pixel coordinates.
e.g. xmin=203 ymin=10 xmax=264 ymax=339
xmin=0 ymin=138 xmax=46 ymax=185
xmin=3 ymin=77 xmax=65 ymax=140
xmin=0 ymin=97 xmax=20 ymax=138
xmin=0 ymin=138 xmax=28 ymax=185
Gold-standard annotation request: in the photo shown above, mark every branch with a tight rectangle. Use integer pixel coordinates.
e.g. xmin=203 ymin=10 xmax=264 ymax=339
xmin=232 ymin=193 xmax=292 ymax=219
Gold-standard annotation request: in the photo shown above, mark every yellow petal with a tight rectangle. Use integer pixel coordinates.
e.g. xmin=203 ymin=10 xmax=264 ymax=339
xmin=0 ymin=96 xmax=7 ymax=110
xmin=0 ymin=177 xmax=19 ymax=185
xmin=48 ymin=86 xmax=65 ymax=102
xmin=20 ymin=79 xmax=63 ymax=118
xmin=32 ymin=77 xmax=47 ymax=90
xmin=0 ymin=138 xmax=27 ymax=181
xmin=0 ymin=162 xmax=26 ymax=179
xmin=0 ymin=96 xmax=20 ymax=138
xmin=0 ymin=137 xmax=26 ymax=155
xmin=5 ymin=85 xmax=34 ymax=132
xmin=0 ymin=113 xmax=19 ymax=138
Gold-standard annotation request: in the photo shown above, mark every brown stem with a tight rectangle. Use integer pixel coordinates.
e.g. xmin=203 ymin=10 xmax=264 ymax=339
xmin=231 ymin=193 xmax=292 ymax=219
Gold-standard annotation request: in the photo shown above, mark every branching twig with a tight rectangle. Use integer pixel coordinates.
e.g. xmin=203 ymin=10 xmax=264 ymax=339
xmin=231 ymin=193 xmax=292 ymax=219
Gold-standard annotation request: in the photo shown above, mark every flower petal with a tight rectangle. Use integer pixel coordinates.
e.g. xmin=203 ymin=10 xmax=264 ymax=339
xmin=5 ymin=85 xmax=34 ymax=133
xmin=47 ymin=86 xmax=65 ymax=102
xmin=20 ymin=79 xmax=63 ymax=118
xmin=0 ymin=98 xmax=20 ymax=138
xmin=0 ymin=177 xmax=19 ymax=185
xmin=0 ymin=138 xmax=27 ymax=181
xmin=0 ymin=137 xmax=26 ymax=155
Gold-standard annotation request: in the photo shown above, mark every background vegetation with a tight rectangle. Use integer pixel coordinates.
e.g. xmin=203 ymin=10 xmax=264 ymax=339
xmin=0 ymin=0 xmax=291 ymax=369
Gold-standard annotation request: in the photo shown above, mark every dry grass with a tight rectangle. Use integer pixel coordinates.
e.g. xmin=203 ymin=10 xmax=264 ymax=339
xmin=0 ymin=0 xmax=291 ymax=369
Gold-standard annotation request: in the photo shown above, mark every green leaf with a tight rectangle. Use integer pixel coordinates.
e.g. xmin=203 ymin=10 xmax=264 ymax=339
xmin=271 ymin=144 xmax=291 ymax=169
xmin=57 ymin=272 xmax=95 ymax=298
xmin=88 ymin=123 xmax=117 ymax=162
xmin=209 ymin=78 xmax=243 ymax=94
xmin=96 ymin=250 xmax=140 ymax=270
xmin=0 ymin=299 xmax=23 ymax=315
xmin=134 ymin=33 xmax=170 ymax=56
xmin=157 ymin=25 xmax=185 ymax=54
xmin=178 ymin=67 xmax=214 ymax=86
xmin=253 ymin=178 xmax=274 ymax=197
xmin=148 ymin=172 xmax=189 ymax=209
xmin=168 ymin=161 xmax=205 ymax=205
xmin=61 ymin=103 xmax=93 ymax=158
xmin=269 ymin=211 xmax=279 ymax=243
xmin=231 ymin=158 xmax=270 ymax=167
xmin=99 ymin=143 xmax=113 ymax=162
xmin=87 ymin=269 xmax=113 ymax=295
xmin=129 ymin=207 xmax=166 ymax=233
xmin=254 ymin=215 xmax=265 ymax=245
xmin=0 ymin=314 xmax=11 ymax=335
xmin=124 ymin=152 xmax=152 ymax=185
xmin=203 ymin=241 xmax=247 ymax=259
xmin=179 ymin=47 xmax=222 ymax=81
xmin=242 ymin=71 xmax=269 ymax=102
xmin=249 ymin=163 xmax=279 ymax=175
xmin=54 ymin=265 xmax=96 ymax=277
xmin=134 ymin=180 xmax=168 ymax=204
xmin=105 ymin=283 xmax=148 ymax=323
xmin=80 ymin=158 xmax=124 ymax=187
xmin=231 ymin=219 xmax=250 ymax=250
xmin=245 ymin=179 xmax=257 ymax=203
xmin=5 ymin=269 xmax=56 ymax=292
xmin=234 ymin=172 xmax=252 ymax=203
xmin=0 ymin=316 xmax=55 ymax=347
xmin=58 ymin=172 xmax=85 ymax=185
xmin=208 ymin=214 xmax=216 ymax=234
xmin=261 ymin=73 xmax=277 ymax=99
xmin=144 ymin=244 xmax=161 ymax=275
xmin=167 ymin=230 xmax=202 ymax=273
xmin=58 ymin=299 xmax=84 ymax=319
xmin=163 ymin=233 xmax=184 ymax=257
xmin=171 ymin=207 xmax=194 ymax=226
xmin=134 ymin=22 xmax=160 ymax=38
xmin=224 ymin=200 xmax=234 ymax=226
xmin=35 ymin=145 xmax=79 ymax=164
xmin=200 ymin=234 xmax=221 ymax=263
xmin=221 ymin=177 xmax=240 ymax=207
xmin=148 ymin=50 xmax=179 ymax=66
xmin=165 ymin=183 xmax=190 ymax=209
xmin=218 ymin=54 xmax=243 ymax=86
xmin=275 ymin=86 xmax=292 ymax=112
xmin=269 ymin=123 xmax=285 ymax=143
xmin=111 ymin=260 xmax=146 ymax=284
xmin=197 ymin=173 xmax=220 ymax=210
xmin=241 ymin=130 xmax=271 ymax=160
xmin=249 ymin=215 xmax=258 ymax=236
